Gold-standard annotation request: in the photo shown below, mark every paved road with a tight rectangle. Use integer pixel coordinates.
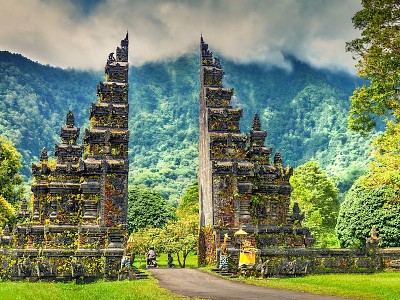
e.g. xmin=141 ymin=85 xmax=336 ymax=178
xmin=148 ymin=268 xmax=349 ymax=300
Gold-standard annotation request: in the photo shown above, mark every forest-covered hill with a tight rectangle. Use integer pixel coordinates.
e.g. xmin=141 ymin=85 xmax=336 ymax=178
xmin=0 ymin=51 xmax=374 ymax=203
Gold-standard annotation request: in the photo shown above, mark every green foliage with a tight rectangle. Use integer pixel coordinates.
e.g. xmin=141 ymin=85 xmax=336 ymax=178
xmin=346 ymin=0 xmax=400 ymax=134
xmin=0 ymin=195 xmax=15 ymax=227
xmin=127 ymin=215 xmax=198 ymax=268
xmin=1 ymin=51 xmax=370 ymax=203
xmin=128 ymin=226 xmax=163 ymax=256
xmin=336 ymin=178 xmax=400 ymax=248
xmin=332 ymin=162 xmax=368 ymax=202
xmin=0 ymin=51 xmax=99 ymax=176
xmin=158 ymin=216 xmax=198 ymax=268
xmin=361 ymin=121 xmax=400 ymax=195
xmin=176 ymin=181 xmax=199 ymax=218
xmin=290 ymin=161 xmax=340 ymax=247
xmin=131 ymin=252 xmax=198 ymax=269
xmin=342 ymin=3 xmax=400 ymax=250
xmin=0 ymin=135 xmax=24 ymax=205
xmin=127 ymin=186 xmax=176 ymax=233
xmin=236 ymin=272 xmax=400 ymax=300
xmin=0 ymin=278 xmax=183 ymax=300
xmin=128 ymin=56 xmax=199 ymax=204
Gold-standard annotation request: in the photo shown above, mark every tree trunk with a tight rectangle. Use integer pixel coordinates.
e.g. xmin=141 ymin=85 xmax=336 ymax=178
xmin=182 ymin=251 xmax=188 ymax=268
xmin=177 ymin=252 xmax=183 ymax=267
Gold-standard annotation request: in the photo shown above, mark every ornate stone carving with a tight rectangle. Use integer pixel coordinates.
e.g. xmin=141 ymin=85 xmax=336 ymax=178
xmin=198 ymin=36 xmax=315 ymax=266
xmin=40 ymin=147 xmax=48 ymax=161
xmin=4 ymin=34 xmax=130 ymax=281
xmin=366 ymin=226 xmax=381 ymax=249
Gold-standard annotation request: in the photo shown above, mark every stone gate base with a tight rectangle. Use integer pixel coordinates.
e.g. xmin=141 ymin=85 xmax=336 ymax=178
xmin=0 ymin=247 xmax=130 ymax=282
xmin=219 ymin=247 xmax=400 ymax=277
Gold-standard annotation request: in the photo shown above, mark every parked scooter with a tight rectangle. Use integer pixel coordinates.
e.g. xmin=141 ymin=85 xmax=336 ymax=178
xmin=146 ymin=246 xmax=157 ymax=268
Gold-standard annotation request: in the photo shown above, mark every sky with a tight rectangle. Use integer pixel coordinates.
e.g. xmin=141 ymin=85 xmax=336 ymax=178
xmin=0 ymin=0 xmax=362 ymax=73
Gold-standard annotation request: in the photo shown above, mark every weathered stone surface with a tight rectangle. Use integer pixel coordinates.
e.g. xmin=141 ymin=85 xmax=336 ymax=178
xmin=0 ymin=33 xmax=131 ymax=281
xmin=196 ymin=36 xmax=400 ymax=277
xmin=198 ymin=36 xmax=314 ymax=266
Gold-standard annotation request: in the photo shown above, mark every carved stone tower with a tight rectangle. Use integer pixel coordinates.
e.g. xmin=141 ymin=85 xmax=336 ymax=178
xmin=198 ymin=36 xmax=314 ymax=266
xmin=83 ymin=32 xmax=129 ymax=231
xmin=199 ymin=36 xmax=247 ymax=228
xmin=9 ymin=34 xmax=130 ymax=281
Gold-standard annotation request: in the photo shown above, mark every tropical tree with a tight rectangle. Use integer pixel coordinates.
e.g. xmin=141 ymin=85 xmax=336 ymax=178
xmin=158 ymin=215 xmax=198 ymax=268
xmin=0 ymin=136 xmax=24 ymax=205
xmin=357 ymin=122 xmax=400 ymax=198
xmin=290 ymin=161 xmax=340 ymax=247
xmin=336 ymin=178 xmax=400 ymax=248
xmin=176 ymin=181 xmax=198 ymax=218
xmin=0 ymin=195 xmax=15 ymax=228
xmin=127 ymin=226 xmax=162 ymax=267
xmin=342 ymin=1 xmax=400 ymax=245
xmin=127 ymin=185 xmax=176 ymax=233
xmin=126 ymin=216 xmax=198 ymax=268
xmin=346 ymin=0 xmax=400 ymax=134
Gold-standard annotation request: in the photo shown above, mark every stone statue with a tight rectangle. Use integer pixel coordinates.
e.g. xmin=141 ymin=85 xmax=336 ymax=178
xmin=108 ymin=52 xmax=116 ymax=62
xmin=366 ymin=226 xmax=381 ymax=249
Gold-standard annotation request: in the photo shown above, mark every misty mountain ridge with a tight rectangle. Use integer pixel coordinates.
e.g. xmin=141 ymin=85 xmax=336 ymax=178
xmin=0 ymin=50 xmax=373 ymax=203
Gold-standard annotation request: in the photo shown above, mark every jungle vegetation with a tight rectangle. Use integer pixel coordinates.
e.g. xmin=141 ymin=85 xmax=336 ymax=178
xmin=336 ymin=0 xmax=400 ymax=247
xmin=0 ymin=50 xmax=372 ymax=205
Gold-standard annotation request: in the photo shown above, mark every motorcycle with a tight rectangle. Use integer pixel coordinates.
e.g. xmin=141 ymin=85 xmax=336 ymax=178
xmin=147 ymin=257 xmax=157 ymax=268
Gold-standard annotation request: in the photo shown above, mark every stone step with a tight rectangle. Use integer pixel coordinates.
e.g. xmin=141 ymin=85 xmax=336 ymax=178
xmin=212 ymin=269 xmax=237 ymax=278
xmin=118 ymin=269 xmax=148 ymax=281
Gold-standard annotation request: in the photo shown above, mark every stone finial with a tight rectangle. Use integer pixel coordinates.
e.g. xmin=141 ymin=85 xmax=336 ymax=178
xmin=108 ymin=52 xmax=116 ymax=63
xmin=116 ymin=32 xmax=129 ymax=62
xmin=251 ymin=113 xmax=261 ymax=131
xmin=274 ymin=151 xmax=282 ymax=166
xmin=121 ymin=31 xmax=129 ymax=47
xmin=17 ymin=198 xmax=31 ymax=220
xmin=366 ymin=226 xmax=381 ymax=248
xmin=288 ymin=167 xmax=294 ymax=177
xmin=201 ymin=35 xmax=211 ymax=56
xmin=1 ymin=224 xmax=12 ymax=247
xmin=66 ymin=111 xmax=75 ymax=128
xmin=40 ymin=147 xmax=48 ymax=162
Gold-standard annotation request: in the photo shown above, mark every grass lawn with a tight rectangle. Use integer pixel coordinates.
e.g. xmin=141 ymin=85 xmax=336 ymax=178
xmin=0 ymin=252 xmax=199 ymax=300
xmin=233 ymin=272 xmax=400 ymax=300
xmin=2 ymin=251 xmax=399 ymax=300
xmin=0 ymin=277 xmax=183 ymax=300
xmin=132 ymin=251 xmax=198 ymax=269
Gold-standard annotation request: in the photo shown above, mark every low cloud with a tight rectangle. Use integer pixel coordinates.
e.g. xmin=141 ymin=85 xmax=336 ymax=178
xmin=0 ymin=0 xmax=361 ymax=73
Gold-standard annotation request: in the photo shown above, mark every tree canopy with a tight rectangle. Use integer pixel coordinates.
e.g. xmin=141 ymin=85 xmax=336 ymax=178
xmin=346 ymin=0 xmax=400 ymax=134
xmin=341 ymin=0 xmax=400 ymax=248
xmin=0 ymin=136 xmax=24 ymax=205
xmin=290 ymin=161 xmax=339 ymax=247
xmin=1 ymin=50 xmax=369 ymax=203
xmin=336 ymin=178 xmax=400 ymax=248
xmin=127 ymin=186 xmax=176 ymax=233
xmin=0 ymin=195 xmax=15 ymax=228
xmin=176 ymin=181 xmax=198 ymax=219
xmin=359 ymin=121 xmax=400 ymax=196
xmin=158 ymin=216 xmax=198 ymax=268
